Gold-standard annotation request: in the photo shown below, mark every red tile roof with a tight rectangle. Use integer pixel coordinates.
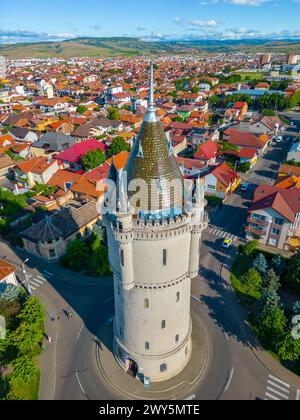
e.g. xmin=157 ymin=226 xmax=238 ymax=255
xmin=56 ymin=139 xmax=106 ymax=164
xmin=209 ymin=162 xmax=238 ymax=187
xmin=194 ymin=140 xmax=218 ymax=160
xmin=250 ymin=185 xmax=300 ymax=223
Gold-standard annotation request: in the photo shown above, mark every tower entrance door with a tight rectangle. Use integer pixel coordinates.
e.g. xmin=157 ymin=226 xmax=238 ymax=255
xmin=126 ymin=358 xmax=138 ymax=378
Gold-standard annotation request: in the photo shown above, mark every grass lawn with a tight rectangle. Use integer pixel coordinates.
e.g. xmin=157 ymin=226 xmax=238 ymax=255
xmin=9 ymin=369 xmax=40 ymax=400
xmin=235 ymin=72 xmax=266 ymax=81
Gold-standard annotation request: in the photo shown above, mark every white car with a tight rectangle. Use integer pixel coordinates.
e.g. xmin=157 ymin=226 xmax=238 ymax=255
xmin=275 ymin=136 xmax=283 ymax=143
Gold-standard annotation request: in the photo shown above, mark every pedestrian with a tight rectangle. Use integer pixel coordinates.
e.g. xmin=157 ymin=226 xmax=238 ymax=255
xmin=48 ymin=336 xmax=52 ymax=344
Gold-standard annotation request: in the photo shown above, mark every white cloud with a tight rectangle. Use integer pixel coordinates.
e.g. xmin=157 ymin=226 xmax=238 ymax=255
xmin=137 ymin=26 xmax=147 ymax=31
xmin=174 ymin=17 xmax=221 ymax=28
xmin=0 ymin=29 xmax=77 ymax=44
xmin=225 ymin=0 xmax=268 ymax=5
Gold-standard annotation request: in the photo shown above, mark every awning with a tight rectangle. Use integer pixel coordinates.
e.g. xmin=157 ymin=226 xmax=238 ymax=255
xmin=290 ymin=237 xmax=300 ymax=248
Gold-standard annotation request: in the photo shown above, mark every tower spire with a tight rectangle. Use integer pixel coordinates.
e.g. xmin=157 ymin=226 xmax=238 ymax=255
xmin=144 ymin=61 xmax=158 ymax=123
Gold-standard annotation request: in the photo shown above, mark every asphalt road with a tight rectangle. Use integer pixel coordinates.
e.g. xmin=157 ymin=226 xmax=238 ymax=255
xmin=1 ymin=114 xmax=300 ymax=400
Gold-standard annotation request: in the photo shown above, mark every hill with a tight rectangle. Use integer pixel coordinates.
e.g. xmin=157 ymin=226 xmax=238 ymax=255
xmin=0 ymin=37 xmax=178 ymax=59
xmin=1 ymin=37 xmax=300 ymax=58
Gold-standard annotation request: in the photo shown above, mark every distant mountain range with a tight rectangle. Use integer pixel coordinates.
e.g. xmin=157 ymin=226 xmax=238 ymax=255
xmin=1 ymin=37 xmax=300 ymax=59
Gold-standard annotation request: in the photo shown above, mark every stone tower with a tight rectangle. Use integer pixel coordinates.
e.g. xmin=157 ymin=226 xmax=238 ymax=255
xmin=104 ymin=63 xmax=207 ymax=382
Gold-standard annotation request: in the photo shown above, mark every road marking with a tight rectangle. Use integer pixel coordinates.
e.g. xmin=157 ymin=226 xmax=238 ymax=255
xmin=224 ymin=367 xmax=234 ymax=392
xmin=37 ymin=275 xmax=48 ymax=282
xmin=296 ymin=389 xmax=300 ymax=400
xmin=29 ymin=280 xmax=42 ymax=287
xmin=51 ymin=318 xmax=59 ymax=400
xmin=266 ymin=386 xmax=289 ymax=399
xmin=267 ymin=380 xmax=290 ymax=394
xmin=191 ymin=294 xmax=201 ymax=303
xmin=268 ymin=375 xmax=290 ymax=388
xmin=265 ymin=392 xmax=280 ymax=400
xmin=32 ymin=277 xmax=44 ymax=285
xmin=43 ymin=270 xmax=53 ymax=277
xmin=76 ymin=371 xmax=86 ymax=395
xmin=29 ymin=284 xmax=36 ymax=290
xmin=76 ymin=324 xmax=84 ymax=343
xmin=223 ymin=331 xmax=229 ymax=341
xmin=185 ymin=394 xmax=196 ymax=400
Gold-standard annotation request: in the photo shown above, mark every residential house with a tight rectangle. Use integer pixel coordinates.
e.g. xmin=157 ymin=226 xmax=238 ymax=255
xmin=232 ymin=101 xmax=248 ymax=119
xmin=286 ymin=141 xmax=300 ymax=163
xmin=0 ymin=259 xmax=18 ymax=287
xmin=202 ymin=162 xmax=240 ymax=199
xmin=278 ymin=164 xmax=300 ymax=178
xmin=0 ymin=154 xmax=15 ymax=179
xmin=194 ymin=140 xmax=218 ymax=165
xmin=176 ymin=157 xmax=206 ymax=177
xmin=246 ymin=185 xmax=300 ymax=251
xmin=30 ymin=132 xmax=76 ymax=157
xmin=237 ymin=148 xmax=258 ymax=169
xmin=8 ymin=127 xmax=38 ymax=143
xmin=15 ymin=156 xmax=59 ymax=188
xmin=56 ymin=139 xmax=106 ymax=172
xmin=275 ymin=175 xmax=300 ymax=189
xmin=21 ymin=201 xmax=101 ymax=261
xmin=223 ymin=128 xmax=270 ymax=156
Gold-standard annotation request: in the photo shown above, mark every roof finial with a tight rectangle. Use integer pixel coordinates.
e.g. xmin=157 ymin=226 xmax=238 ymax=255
xmin=144 ymin=61 xmax=158 ymax=123
xmin=149 ymin=61 xmax=154 ymax=105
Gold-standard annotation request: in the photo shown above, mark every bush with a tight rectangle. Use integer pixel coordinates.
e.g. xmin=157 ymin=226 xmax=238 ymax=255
xmin=241 ymin=240 xmax=258 ymax=257
xmin=240 ymin=268 xmax=263 ymax=295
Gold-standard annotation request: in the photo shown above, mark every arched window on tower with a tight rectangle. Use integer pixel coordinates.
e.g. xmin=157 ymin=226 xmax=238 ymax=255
xmin=176 ymin=292 xmax=180 ymax=302
xmin=163 ymin=249 xmax=167 ymax=266
xmin=175 ymin=334 xmax=179 ymax=344
xmin=145 ymin=341 xmax=150 ymax=350
xmin=161 ymin=320 xmax=166 ymax=329
xmin=144 ymin=298 xmax=149 ymax=309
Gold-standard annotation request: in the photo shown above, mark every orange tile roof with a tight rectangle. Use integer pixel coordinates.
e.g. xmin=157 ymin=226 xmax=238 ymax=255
xmin=17 ymin=156 xmax=56 ymax=175
xmin=0 ymin=258 xmax=16 ymax=281
xmin=106 ymin=151 xmax=130 ymax=171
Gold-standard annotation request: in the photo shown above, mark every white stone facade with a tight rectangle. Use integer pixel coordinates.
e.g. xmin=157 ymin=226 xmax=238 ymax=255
xmin=105 ymin=189 xmax=208 ymax=382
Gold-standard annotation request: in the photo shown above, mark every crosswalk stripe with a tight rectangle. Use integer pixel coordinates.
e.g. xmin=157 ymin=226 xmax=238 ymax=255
xmin=36 ymin=275 xmax=47 ymax=282
xmin=265 ymin=392 xmax=280 ymax=400
xmin=29 ymin=280 xmax=42 ymax=287
xmin=29 ymin=284 xmax=36 ymax=290
xmin=266 ymin=386 xmax=289 ymax=399
xmin=220 ymin=231 xmax=227 ymax=238
xmin=32 ymin=278 xmax=44 ymax=285
xmin=267 ymin=380 xmax=290 ymax=394
xmin=268 ymin=375 xmax=290 ymax=388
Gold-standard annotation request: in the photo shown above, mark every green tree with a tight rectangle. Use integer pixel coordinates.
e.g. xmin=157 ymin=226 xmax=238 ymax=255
xmin=81 ymin=149 xmax=106 ymax=172
xmin=76 ymin=105 xmax=87 ymax=115
xmin=242 ymin=240 xmax=258 ymax=257
xmin=285 ymin=253 xmax=300 ymax=293
xmin=11 ymin=321 xmax=44 ymax=353
xmin=258 ymin=305 xmax=287 ymax=341
xmin=277 ymin=331 xmax=300 ymax=362
xmin=292 ymin=301 xmax=300 ymax=315
xmin=264 ymin=269 xmax=280 ymax=292
xmin=191 ymin=86 xmax=199 ymax=94
xmin=238 ymin=162 xmax=251 ymax=173
xmin=271 ymin=254 xmax=286 ymax=277
xmin=11 ymin=356 xmax=38 ymax=384
xmin=252 ymin=252 xmax=268 ymax=275
xmin=262 ymin=109 xmax=276 ymax=116
xmin=240 ymin=268 xmax=263 ymax=294
xmin=64 ymin=239 xmax=89 ymax=271
xmin=107 ymin=136 xmax=130 ymax=157
xmin=107 ymin=107 xmax=120 ymax=120
xmin=17 ymin=296 xmax=45 ymax=326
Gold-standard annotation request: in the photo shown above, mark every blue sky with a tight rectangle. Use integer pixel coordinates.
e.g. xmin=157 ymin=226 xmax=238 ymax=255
xmin=0 ymin=0 xmax=299 ymax=43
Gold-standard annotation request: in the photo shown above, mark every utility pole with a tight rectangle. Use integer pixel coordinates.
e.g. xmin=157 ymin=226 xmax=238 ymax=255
xmin=22 ymin=258 xmax=32 ymax=295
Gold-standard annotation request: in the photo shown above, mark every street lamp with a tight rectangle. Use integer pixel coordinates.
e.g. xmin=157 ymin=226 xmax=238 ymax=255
xmin=22 ymin=258 xmax=32 ymax=295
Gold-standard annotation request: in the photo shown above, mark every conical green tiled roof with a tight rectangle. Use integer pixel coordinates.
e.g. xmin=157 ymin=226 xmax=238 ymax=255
xmin=125 ymin=64 xmax=183 ymax=215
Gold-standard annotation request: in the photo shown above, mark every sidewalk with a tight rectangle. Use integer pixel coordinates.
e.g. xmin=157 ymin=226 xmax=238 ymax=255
xmin=93 ymin=303 xmax=211 ymax=400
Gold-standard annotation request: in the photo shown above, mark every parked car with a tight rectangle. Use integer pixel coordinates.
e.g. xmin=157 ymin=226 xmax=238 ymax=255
xmin=240 ymin=182 xmax=249 ymax=192
xmin=275 ymin=136 xmax=283 ymax=143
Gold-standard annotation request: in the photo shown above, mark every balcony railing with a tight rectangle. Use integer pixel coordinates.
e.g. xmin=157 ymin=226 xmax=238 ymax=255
xmin=246 ymin=226 xmax=266 ymax=236
xmin=247 ymin=217 xmax=267 ymax=226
